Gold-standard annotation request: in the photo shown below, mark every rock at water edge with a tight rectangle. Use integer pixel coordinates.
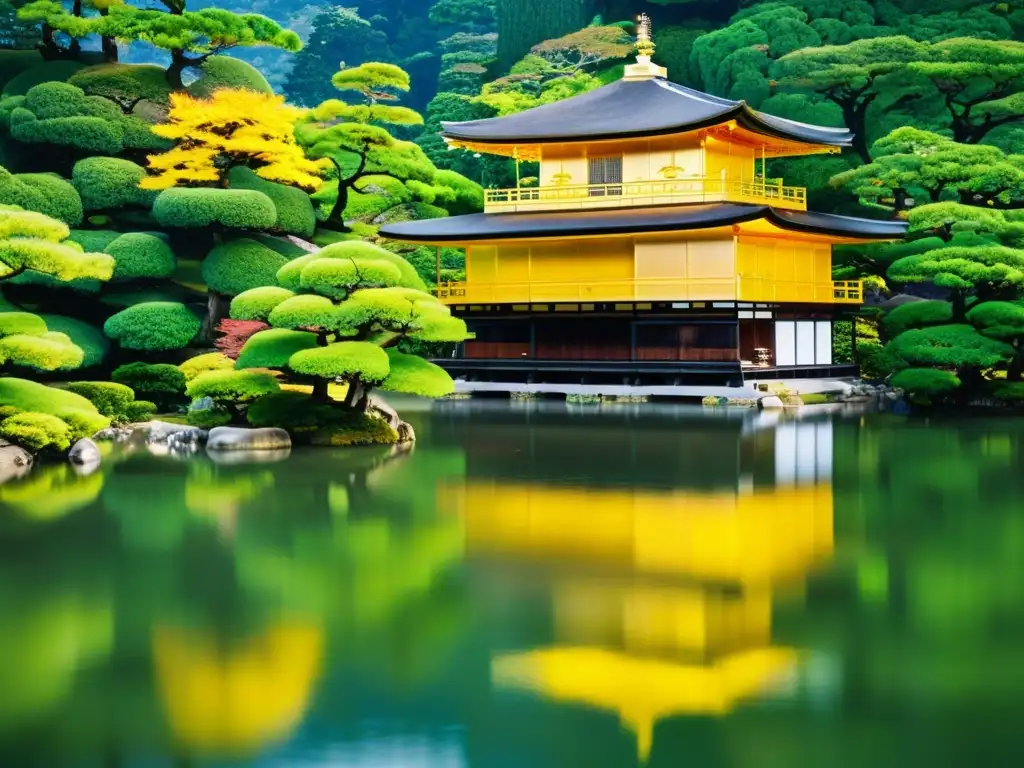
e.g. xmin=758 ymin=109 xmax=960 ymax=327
xmin=145 ymin=421 xmax=207 ymax=445
xmin=0 ymin=439 xmax=33 ymax=485
xmin=759 ymin=395 xmax=785 ymax=410
xmin=69 ymin=438 xmax=102 ymax=466
xmin=206 ymin=426 xmax=292 ymax=451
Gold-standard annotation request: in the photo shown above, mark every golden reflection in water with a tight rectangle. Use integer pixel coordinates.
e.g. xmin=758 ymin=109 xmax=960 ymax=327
xmin=443 ymin=484 xmax=833 ymax=585
xmin=442 ymin=438 xmax=834 ymax=763
xmin=152 ymin=622 xmax=323 ymax=758
xmin=494 ymin=646 xmax=797 ymax=762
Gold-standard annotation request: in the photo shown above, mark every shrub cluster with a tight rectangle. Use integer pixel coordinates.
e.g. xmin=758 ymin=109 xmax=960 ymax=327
xmin=0 ymin=412 xmax=72 ymax=452
xmin=245 ymin=390 xmax=397 ymax=445
xmin=202 ymin=239 xmax=288 ymax=296
xmin=105 ymin=232 xmax=176 ymax=281
xmin=152 ymin=188 xmax=277 ymax=230
xmin=185 ymin=369 xmax=280 ymax=404
xmin=103 ymin=302 xmax=200 ymax=351
xmin=234 ymin=328 xmax=318 ymax=369
xmin=71 ymin=157 xmax=157 ymax=212
xmin=37 ymin=314 xmax=109 ymax=369
xmin=0 ymin=378 xmax=110 ymax=449
xmin=111 ymin=362 xmax=187 ymax=409
xmin=178 ymin=352 xmax=234 ymax=382
xmin=64 ymin=381 xmax=156 ymax=423
xmin=226 ymin=167 xmax=315 ymax=237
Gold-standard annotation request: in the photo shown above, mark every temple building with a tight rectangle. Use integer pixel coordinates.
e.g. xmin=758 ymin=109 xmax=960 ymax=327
xmin=380 ymin=16 xmax=905 ymax=385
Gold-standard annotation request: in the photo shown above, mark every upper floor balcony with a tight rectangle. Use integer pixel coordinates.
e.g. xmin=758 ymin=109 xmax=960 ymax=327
xmin=484 ymin=177 xmax=808 ymax=214
xmin=439 ymin=277 xmax=862 ymax=306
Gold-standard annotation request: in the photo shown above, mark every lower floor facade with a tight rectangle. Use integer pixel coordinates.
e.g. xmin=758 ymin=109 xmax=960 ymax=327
xmin=436 ymin=302 xmax=856 ymax=386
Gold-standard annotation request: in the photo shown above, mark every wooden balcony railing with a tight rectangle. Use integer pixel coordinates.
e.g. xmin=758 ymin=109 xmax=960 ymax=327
xmin=483 ymin=177 xmax=808 ymax=213
xmin=438 ymin=277 xmax=862 ymax=305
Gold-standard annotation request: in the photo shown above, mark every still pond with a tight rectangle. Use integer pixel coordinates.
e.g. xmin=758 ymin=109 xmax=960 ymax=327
xmin=0 ymin=399 xmax=1022 ymax=767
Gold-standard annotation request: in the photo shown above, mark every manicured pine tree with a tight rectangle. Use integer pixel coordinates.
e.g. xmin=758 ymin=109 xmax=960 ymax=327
xmin=773 ymin=37 xmax=1024 ymax=162
xmin=773 ymin=36 xmax=927 ymax=163
xmin=139 ymin=89 xmax=323 ymax=192
xmin=296 ymin=63 xmax=457 ymax=231
xmin=18 ymin=0 xmax=302 ymax=88
xmin=133 ymin=87 xmax=323 ymax=338
xmin=229 ymin=240 xmax=467 ymax=408
xmin=904 ymin=38 xmax=1024 ymax=145
xmin=830 ymin=128 xmax=1024 ymax=214
xmin=0 ymin=203 xmax=113 ymax=378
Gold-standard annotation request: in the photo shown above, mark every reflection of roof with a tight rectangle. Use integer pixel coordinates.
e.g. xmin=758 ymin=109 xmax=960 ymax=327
xmin=443 ymin=78 xmax=853 ymax=147
xmin=494 ymin=646 xmax=797 ymax=762
xmin=444 ymin=482 xmax=834 ymax=585
xmin=380 ymin=204 xmax=908 ymax=243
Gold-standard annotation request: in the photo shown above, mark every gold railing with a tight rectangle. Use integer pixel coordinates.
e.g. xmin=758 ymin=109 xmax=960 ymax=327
xmin=484 ymin=177 xmax=807 ymax=213
xmin=438 ymin=278 xmax=861 ymax=305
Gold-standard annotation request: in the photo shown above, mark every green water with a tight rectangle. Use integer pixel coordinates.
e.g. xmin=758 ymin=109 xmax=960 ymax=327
xmin=1 ymin=400 xmax=1023 ymax=767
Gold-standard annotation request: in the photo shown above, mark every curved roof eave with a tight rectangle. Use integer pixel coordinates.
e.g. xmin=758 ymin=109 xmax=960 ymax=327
xmin=440 ymin=77 xmax=853 ymax=148
xmin=379 ymin=204 xmax=906 ymax=244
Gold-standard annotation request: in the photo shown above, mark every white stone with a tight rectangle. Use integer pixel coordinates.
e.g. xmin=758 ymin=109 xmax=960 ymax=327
xmin=759 ymin=395 xmax=785 ymax=409
xmin=206 ymin=426 xmax=292 ymax=451
xmin=0 ymin=439 xmax=33 ymax=485
xmin=68 ymin=438 xmax=101 ymax=466
xmin=144 ymin=420 xmax=205 ymax=445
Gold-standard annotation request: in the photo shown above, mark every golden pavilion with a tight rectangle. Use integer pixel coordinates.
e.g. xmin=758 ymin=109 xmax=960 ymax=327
xmin=380 ymin=16 xmax=905 ymax=385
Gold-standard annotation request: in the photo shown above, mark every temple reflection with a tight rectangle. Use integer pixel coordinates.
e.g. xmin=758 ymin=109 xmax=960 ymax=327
xmin=441 ymin=415 xmax=835 ymax=763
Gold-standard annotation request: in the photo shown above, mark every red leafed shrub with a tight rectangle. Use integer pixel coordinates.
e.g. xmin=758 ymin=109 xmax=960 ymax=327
xmin=214 ymin=319 xmax=268 ymax=360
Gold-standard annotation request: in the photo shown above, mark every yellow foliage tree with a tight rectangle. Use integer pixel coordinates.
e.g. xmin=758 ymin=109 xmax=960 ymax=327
xmin=140 ymin=89 xmax=324 ymax=192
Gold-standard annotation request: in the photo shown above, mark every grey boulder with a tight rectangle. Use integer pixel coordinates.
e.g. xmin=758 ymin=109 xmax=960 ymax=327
xmin=206 ymin=426 xmax=291 ymax=452
xmin=0 ymin=439 xmax=33 ymax=485
xmin=69 ymin=438 xmax=102 ymax=466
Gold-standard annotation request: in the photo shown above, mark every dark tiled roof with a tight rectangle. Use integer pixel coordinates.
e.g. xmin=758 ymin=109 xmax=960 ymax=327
xmin=380 ymin=204 xmax=906 ymax=243
xmin=442 ymin=78 xmax=853 ymax=147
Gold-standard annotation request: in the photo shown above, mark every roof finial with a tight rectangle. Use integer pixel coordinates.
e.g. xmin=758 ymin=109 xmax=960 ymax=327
xmin=636 ymin=13 xmax=654 ymax=56
xmin=624 ymin=12 xmax=667 ymax=81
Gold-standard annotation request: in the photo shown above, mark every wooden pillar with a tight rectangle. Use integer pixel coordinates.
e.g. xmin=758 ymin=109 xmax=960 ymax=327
xmin=630 ymin=319 xmax=637 ymax=361
xmin=435 ymin=246 xmax=441 ymax=297
xmin=529 ymin=318 xmax=536 ymax=359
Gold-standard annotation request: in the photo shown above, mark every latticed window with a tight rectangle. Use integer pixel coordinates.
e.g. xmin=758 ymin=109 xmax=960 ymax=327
xmin=588 ymin=156 xmax=623 ymax=196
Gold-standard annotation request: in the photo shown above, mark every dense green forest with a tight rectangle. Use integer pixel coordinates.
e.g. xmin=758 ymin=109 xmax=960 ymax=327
xmin=0 ymin=0 xmax=1022 ymax=454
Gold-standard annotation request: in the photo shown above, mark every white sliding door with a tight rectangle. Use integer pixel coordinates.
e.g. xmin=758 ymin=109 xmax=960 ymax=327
xmin=775 ymin=321 xmax=796 ymax=366
xmin=796 ymin=321 xmax=815 ymax=365
xmin=774 ymin=320 xmax=833 ymax=366
xmin=816 ymin=321 xmax=832 ymax=365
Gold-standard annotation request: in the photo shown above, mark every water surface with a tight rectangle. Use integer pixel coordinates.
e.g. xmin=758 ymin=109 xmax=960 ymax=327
xmin=1 ymin=400 xmax=1022 ymax=767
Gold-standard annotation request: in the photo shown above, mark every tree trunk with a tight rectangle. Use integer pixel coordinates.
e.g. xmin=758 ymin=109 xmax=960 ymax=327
xmin=40 ymin=24 xmax=61 ymax=59
xmin=343 ymin=379 xmax=367 ymax=410
xmin=69 ymin=0 xmax=82 ymax=56
xmin=892 ymin=188 xmax=909 ymax=213
xmin=951 ymin=291 xmax=967 ymax=322
xmin=958 ymin=367 xmax=984 ymax=403
xmin=166 ymin=51 xmax=190 ymax=90
xmin=101 ymin=36 xmax=119 ymax=63
xmin=841 ymin=100 xmax=872 ymax=164
xmin=202 ymin=292 xmax=230 ymax=344
xmin=312 ymin=378 xmax=330 ymax=402
xmin=326 ymin=182 xmax=351 ymax=232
